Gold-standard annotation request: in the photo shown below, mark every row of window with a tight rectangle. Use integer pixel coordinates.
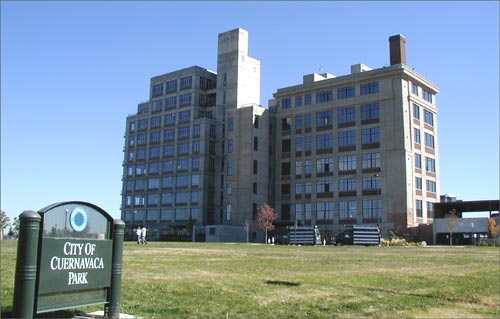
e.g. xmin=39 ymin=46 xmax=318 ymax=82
xmin=282 ymin=103 xmax=380 ymax=131
xmin=280 ymin=153 xmax=380 ymax=176
xmin=152 ymin=76 xmax=196 ymax=97
xmin=126 ymin=157 xmax=200 ymax=176
xmin=281 ymin=127 xmax=380 ymax=153
xmin=280 ymin=81 xmax=379 ymax=110
xmin=124 ymin=190 xmax=201 ymax=207
xmin=129 ymin=111 xmax=193 ymax=132
xmin=123 ymin=208 xmax=202 ymax=223
xmin=129 ymin=124 xmax=202 ymax=147
xmin=411 ymin=83 xmax=434 ymax=104
xmin=125 ymin=174 xmax=201 ymax=191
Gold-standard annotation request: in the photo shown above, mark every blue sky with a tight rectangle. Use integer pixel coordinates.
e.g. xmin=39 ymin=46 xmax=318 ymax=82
xmin=1 ymin=1 xmax=499 ymax=221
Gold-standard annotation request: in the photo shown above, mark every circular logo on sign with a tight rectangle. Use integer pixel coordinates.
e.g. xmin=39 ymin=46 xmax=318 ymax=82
xmin=70 ymin=207 xmax=88 ymax=232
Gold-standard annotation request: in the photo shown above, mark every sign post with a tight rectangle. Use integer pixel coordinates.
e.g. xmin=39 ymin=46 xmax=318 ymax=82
xmin=12 ymin=201 xmax=124 ymax=319
xmin=13 ymin=211 xmax=41 ymax=319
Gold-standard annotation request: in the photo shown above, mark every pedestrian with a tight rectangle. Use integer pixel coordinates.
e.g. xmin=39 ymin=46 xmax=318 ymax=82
xmin=136 ymin=226 xmax=142 ymax=244
xmin=141 ymin=226 xmax=148 ymax=244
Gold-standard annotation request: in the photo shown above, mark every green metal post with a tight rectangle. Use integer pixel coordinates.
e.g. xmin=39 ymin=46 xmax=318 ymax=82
xmin=13 ymin=210 xmax=41 ymax=319
xmin=106 ymin=219 xmax=125 ymax=319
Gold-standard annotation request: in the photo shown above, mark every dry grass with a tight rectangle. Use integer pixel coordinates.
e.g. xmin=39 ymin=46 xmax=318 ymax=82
xmin=2 ymin=241 xmax=499 ymax=318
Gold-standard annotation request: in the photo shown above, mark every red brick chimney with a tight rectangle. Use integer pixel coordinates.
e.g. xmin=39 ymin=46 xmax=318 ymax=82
xmin=389 ymin=34 xmax=406 ymax=65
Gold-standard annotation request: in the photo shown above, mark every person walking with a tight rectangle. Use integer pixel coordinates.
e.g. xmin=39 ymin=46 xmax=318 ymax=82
xmin=141 ymin=226 xmax=148 ymax=244
xmin=136 ymin=226 xmax=142 ymax=244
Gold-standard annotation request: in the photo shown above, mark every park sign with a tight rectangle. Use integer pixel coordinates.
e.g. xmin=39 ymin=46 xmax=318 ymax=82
xmin=13 ymin=201 xmax=125 ymax=319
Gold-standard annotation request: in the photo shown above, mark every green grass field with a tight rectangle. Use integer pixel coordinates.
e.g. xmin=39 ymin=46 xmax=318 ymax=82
xmin=2 ymin=241 xmax=499 ymax=318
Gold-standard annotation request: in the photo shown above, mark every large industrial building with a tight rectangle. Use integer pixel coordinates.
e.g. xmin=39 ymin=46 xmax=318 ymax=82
xmin=120 ymin=28 xmax=439 ymax=241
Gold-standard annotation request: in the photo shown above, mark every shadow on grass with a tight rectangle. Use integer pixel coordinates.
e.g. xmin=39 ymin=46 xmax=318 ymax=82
xmin=265 ymin=280 xmax=301 ymax=287
xmin=1 ymin=310 xmax=94 ymax=319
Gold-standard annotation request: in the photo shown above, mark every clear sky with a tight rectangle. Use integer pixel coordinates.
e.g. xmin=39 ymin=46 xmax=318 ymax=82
xmin=1 ymin=1 xmax=499 ymax=222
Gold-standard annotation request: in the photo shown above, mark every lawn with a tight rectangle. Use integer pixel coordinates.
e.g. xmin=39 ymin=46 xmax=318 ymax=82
xmin=1 ymin=240 xmax=499 ymax=318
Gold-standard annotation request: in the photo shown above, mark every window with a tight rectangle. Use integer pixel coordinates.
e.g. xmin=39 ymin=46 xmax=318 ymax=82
xmin=295 ymin=116 xmax=302 ymax=130
xmin=192 ymin=157 xmax=200 ymax=170
xmin=413 ymin=103 xmax=420 ymax=120
xmin=149 ymin=131 xmax=161 ymax=144
xmin=423 ymin=89 xmax=433 ymax=103
xmin=227 ymin=183 xmax=232 ymax=195
xmin=361 ymin=127 xmax=380 ymax=144
xmin=295 ymin=96 xmax=303 ymax=107
xmin=305 ymin=203 xmax=312 ymax=220
xmin=192 ymin=123 xmax=201 ymax=136
xmin=340 ymin=200 xmax=357 ymax=219
xmin=152 ymin=100 xmax=163 ymax=112
xmin=338 ymin=130 xmax=356 ymax=147
xmin=149 ymin=161 xmax=159 ymax=174
xmin=138 ymin=119 xmax=148 ymax=130
xmin=253 ymin=160 xmax=258 ymax=175
xmin=316 ymin=133 xmax=333 ymax=149
xmin=136 ymin=149 xmax=146 ymax=160
xmin=305 ymin=160 xmax=312 ymax=175
xmin=295 ymin=161 xmax=302 ymax=175
xmin=362 ymin=176 xmax=380 ymax=191
xmin=304 ymin=136 xmax=312 ymax=151
xmin=210 ymin=124 xmax=216 ymax=138
xmin=281 ymin=98 xmax=292 ymax=109
xmin=179 ymin=110 xmax=191 ymax=122
xmin=338 ymin=107 xmax=355 ymax=124
xmin=316 ymin=110 xmax=333 ymax=126
xmin=165 ymin=113 xmax=176 ymax=125
xmin=135 ymin=179 xmax=145 ymax=191
xmin=304 ymin=114 xmax=312 ymax=129
xmin=150 ymin=116 xmax=162 ymax=128
xmin=253 ymin=182 xmax=257 ymax=194
xmin=424 ymin=109 xmax=434 ymax=126
xmin=316 ymin=180 xmax=333 ymax=193
xmin=135 ymin=164 xmax=146 ymax=175
xmin=415 ymin=177 xmax=422 ymax=190
xmin=162 ymin=160 xmax=174 ymax=173
xmin=427 ymin=202 xmax=434 ymax=219
xmin=416 ymin=199 xmax=423 ymax=218
xmin=179 ymin=93 xmax=192 ymax=106
xmin=177 ymin=142 xmax=189 ymax=155
xmin=254 ymin=115 xmax=259 ymax=128
xmin=164 ymin=129 xmax=175 ymax=141
xmin=361 ymin=152 xmax=380 ymax=169
xmin=414 ymin=128 xmax=421 ymax=144
xmin=295 ymin=182 xmax=302 ymax=195
xmin=282 ymin=139 xmax=291 ymax=153
xmin=227 ymin=162 xmax=233 ymax=176
xmin=180 ymin=76 xmax=192 ymax=90
xmin=412 ymin=83 xmax=419 ymax=96
xmin=295 ymin=204 xmax=303 ymax=220
xmin=166 ymin=79 xmax=177 ymax=93
xmin=316 ymin=157 xmax=334 ymax=174
xmin=282 ymin=117 xmax=292 ymax=130
xmin=305 ymin=183 xmax=312 ymax=196
xmin=425 ymin=157 xmax=436 ymax=173
xmin=137 ymin=134 xmax=147 ymax=145
xmin=227 ymin=139 xmax=233 ymax=153
xmin=129 ymin=121 xmax=136 ymax=132
xmin=254 ymin=137 xmax=258 ymax=151
xmin=165 ymin=96 xmax=177 ymax=109
xmin=426 ymin=180 xmax=437 ymax=193
xmin=176 ymin=175 xmax=189 ymax=187
xmin=281 ymin=184 xmax=290 ymax=195
xmin=228 ymin=118 xmax=234 ymax=131
xmin=316 ymin=202 xmax=333 ymax=220
xmin=177 ymin=158 xmax=189 ymax=171
xmin=282 ymin=162 xmax=291 ymax=175
xmin=176 ymin=192 xmax=190 ymax=204
xmin=316 ymin=90 xmax=333 ymax=103
xmin=191 ymin=174 xmax=200 ymax=187
xmin=178 ymin=126 xmax=190 ymax=139
xmin=339 ymin=178 xmax=357 ymax=191
xmin=152 ymin=83 xmax=163 ymax=96
xmin=425 ymin=133 xmax=435 ymax=149
xmin=305 ymin=94 xmax=312 ymax=105
xmin=295 ymin=137 xmax=302 ymax=151
xmin=361 ymin=103 xmax=380 ymax=120
xmin=415 ymin=153 xmax=422 ymax=169
xmin=337 ymin=86 xmax=355 ymax=99
xmin=360 ymin=81 xmax=379 ymax=95
xmin=363 ymin=199 xmax=381 ymax=219
xmin=339 ymin=155 xmax=356 ymax=171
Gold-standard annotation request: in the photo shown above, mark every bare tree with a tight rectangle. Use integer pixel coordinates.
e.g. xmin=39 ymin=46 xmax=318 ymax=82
xmin=255 ymin=204 xmax=278 ymax=244
xmin=443 ymin=209 xmax=459 ymax=246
